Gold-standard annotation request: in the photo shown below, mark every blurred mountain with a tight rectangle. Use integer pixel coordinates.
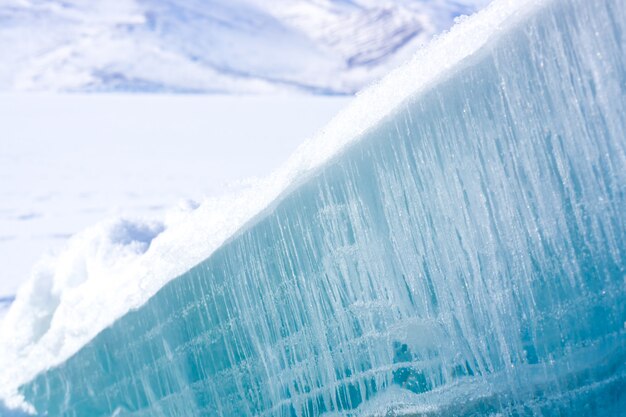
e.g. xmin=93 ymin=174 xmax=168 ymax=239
xmin=0 ymin=0 xmax=489 ymax=94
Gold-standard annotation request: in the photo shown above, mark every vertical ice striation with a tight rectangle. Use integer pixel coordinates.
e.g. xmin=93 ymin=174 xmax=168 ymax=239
xmin=16 ymin=0 xmax=626 ymax=415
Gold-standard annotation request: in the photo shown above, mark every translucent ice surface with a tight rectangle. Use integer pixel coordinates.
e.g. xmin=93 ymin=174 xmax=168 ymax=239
xmin=4 ymin=0 xmax=626 ymax=415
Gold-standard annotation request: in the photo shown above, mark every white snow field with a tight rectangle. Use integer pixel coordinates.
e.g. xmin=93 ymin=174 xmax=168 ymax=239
xmin=2 ymin=0 xmax=626 ymax=414
xmin=0 ymin=94 xmax=352 ymax=298
xmin=0 ymin=0 xmax=490 ymax=94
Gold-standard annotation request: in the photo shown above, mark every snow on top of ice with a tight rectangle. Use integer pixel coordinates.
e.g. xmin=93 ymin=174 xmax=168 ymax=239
xmin=0 ymin=0 xmax=545 ymax=410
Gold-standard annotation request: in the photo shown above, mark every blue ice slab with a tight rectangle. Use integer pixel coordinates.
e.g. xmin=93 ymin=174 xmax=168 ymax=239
xmin=18 ymin=0 xmax=626 ymax=415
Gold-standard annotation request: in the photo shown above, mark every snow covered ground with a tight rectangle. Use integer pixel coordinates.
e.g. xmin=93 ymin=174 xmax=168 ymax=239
xmin=0 ymin=94 xmax=352 ymax=299
xmin=0 ymin=0 xmax=490 ymax=93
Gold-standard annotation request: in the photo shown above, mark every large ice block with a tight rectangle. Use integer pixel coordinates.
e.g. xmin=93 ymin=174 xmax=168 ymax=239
xmin=14 ymin=0 xmax=626 ymax=415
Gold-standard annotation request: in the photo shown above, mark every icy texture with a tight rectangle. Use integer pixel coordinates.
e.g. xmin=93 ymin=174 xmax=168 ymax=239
xmin=7 ymin=0 xmax=626 ymax=414
xmin=0 ymin=0 xmax=535 ymax=402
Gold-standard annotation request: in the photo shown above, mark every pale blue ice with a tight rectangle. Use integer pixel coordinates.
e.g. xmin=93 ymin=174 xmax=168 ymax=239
xmin=10 ymin=0 xmax=626 ymax=415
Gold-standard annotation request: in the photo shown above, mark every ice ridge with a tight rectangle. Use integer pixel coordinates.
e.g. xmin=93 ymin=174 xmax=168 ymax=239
xmin=2 ymin=0 xmax=626 ymax=414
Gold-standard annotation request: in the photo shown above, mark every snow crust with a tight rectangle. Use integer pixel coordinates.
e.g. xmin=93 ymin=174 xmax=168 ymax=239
xmin=0 ymin=0 xmax=544 ymax=410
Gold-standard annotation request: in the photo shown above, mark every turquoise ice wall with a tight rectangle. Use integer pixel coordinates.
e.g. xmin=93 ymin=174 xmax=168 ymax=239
xmin=20 ymin=0 xmax=626 ymax=415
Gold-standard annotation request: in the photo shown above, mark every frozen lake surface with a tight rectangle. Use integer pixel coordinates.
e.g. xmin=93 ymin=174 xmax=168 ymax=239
xmin=0 ymin=94 xmax=352 ymax=297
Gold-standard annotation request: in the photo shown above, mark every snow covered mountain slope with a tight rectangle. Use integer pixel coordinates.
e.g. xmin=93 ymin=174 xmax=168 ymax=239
xmin=0 ymin=0 xmax=489 ymax=93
